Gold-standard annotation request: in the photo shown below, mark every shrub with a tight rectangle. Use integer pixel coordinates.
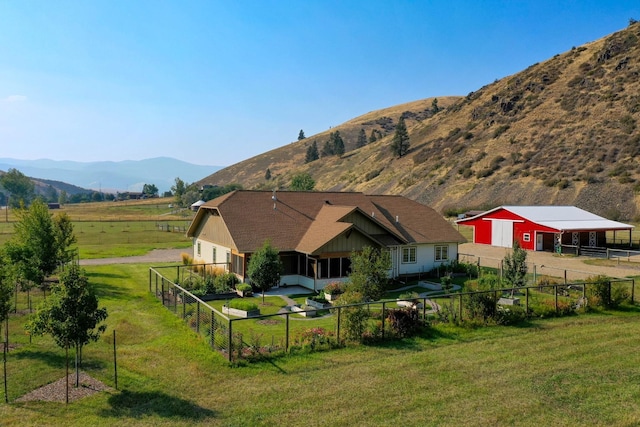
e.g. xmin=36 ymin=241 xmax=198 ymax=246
xmin=228 ymin=299 xmax=258 ymax=311
xmin=308 ymin=294 xmax=328 ymax=303
xmin=586 ymin=276 xmax=629 ymax=309
xmin=236 ymin=283 xmax=252 ymax=292
xmin=323 ymin=281 xmax=345 ymax=296
xmin=386 ymin=308 xmax=422 ymax=338
xmin=335 ymin=291 xmax=369 ymax=342
xmin=464 ymin=292 xmax=498 ymax=323
xmin=496 ymin=304 xmax=527 ymax=325
xmin=181 ymin=253 xmax=193 ymax=265
xmin=295 ymin=327 xmax=336 ymax=351
xmin=215 ymin=272 xmax=240 ymax=293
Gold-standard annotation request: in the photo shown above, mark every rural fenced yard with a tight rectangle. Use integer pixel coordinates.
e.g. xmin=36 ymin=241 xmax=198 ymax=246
xmin=148 ymin=265 xmax=637 ymax=363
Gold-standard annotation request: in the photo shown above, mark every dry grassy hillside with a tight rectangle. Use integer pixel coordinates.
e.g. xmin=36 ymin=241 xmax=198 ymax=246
xmin=199 ymin=22 xmax=640 ymax=220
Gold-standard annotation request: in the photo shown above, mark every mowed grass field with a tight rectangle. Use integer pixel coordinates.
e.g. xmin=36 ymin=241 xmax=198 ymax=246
xmin=0 ymin=198 xmax=193 ymax=257
xmin=1 ymin=200 xmax=640 ymax=425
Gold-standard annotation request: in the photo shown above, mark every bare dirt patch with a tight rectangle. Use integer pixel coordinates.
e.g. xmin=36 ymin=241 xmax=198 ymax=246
xmin=15 ymin=372 xmax=112 ymax=403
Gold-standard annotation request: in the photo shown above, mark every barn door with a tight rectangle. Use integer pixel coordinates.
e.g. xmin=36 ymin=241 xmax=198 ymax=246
xmin=491 ymin=220 xmax=513 ymax=248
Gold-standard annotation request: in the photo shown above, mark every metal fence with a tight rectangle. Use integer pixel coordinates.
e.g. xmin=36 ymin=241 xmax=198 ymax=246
xmin=150 ymin=266 xmax=636 ymax=363
xmin=459 ymin=252 xmax=606 ymax=283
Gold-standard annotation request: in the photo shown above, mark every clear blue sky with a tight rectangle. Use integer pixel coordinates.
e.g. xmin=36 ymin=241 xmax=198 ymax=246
xmin=1 ymin=1 xmax=638 ymax=166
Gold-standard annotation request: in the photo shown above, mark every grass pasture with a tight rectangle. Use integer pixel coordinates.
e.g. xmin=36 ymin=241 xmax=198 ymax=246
xmin=2 ymin=263 xmax=640 ymax=426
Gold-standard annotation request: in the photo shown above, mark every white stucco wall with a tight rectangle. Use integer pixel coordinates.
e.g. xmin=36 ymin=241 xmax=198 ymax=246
xmin=392 ymin=243 xmax=459 ymax=276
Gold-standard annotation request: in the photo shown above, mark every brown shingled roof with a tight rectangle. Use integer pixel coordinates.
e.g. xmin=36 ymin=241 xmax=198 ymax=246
xmin=186 ymin=190 xmax=465 ymax=253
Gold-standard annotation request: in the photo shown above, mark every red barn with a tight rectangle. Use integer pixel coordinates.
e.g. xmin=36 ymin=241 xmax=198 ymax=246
xmin=456 ymin=206 xmax=634 ymax=253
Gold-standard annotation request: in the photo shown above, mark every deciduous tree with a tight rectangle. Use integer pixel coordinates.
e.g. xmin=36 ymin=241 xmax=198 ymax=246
xmin=27 ymin=264 xmax=108 ymax=389
xmin=247 ymin=241 xmax=282 ymax=303
xmin=0 ymin=168 xmax=35 ymax=207
xmin=347 ymin=246 xmax=391 ymax=301
xmin=503 ymin=240 xmax=528 ymax=297
xmin=290 ymin=172 xmax=315 ymax=191
xmin=142 ymin=183 xmax=158 ymax=197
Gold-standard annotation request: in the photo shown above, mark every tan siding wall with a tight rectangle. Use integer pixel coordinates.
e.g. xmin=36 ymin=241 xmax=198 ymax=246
xmin=343 ymin=212 xmax=387 ymax=235
xmin=196 ymin=213 xmax=235 ymax=249
xmin=315 ymin=230 xmax=379 ymax=254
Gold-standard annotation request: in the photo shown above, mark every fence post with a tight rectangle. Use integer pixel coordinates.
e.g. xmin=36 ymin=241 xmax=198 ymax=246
xmin=632 ymin=279 xmax=635 ymax=304
xmin=228 ymin=320 xmax=233 ymax=362
xmin=196 ymin=302 xmax=200 ymax=333
xmin=381 ymin=302 xmax=386 ymax=340
xmin=210 ymin=311 xmax=215 ymax=348
xmin=458 ymin=293 xmax=463 ymax=322
xmin=564 ymin=270 xmax=567 ymax=285
xmin=149 ymin=269 xmax=152 ymax=293
xmin=161 ymin=278 xmax=165 ymax=306
xmin=182 ymin=290 xmax=186 ymax=319
xmin=286 ymin=313 xmax=290 ymax=353
xmin=422 ymin=297 xmax=427 ymax=321
xmin=525 ymin=287 xmax=529 ymax=316
xmin=555 ymin=284 xmax=558 ymax=314
xmin=336 ymin=307 xmax=341 ymax=345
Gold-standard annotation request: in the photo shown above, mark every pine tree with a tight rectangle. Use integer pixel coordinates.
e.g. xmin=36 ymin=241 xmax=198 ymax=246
xmin=265 ymin=168 xmax=271 ymax=180
xmin=391 ymin=117 xmax=410 ymax=157
xmin=321 ymin=140 xmax=334 ymax=157
xmin=369 ymin=129 xmax=377 ymax=143
xmin=356 ymin=128 xmax=367 ymax=148
xmin=305 ymin=141 xmax=319 ymax=163
xmin=332 ymin=131 xmax=345 ymax=157
xmin=298 ymin=129 xmax=306 ymax=140
xmin=431 ymin=98 xmax=440 ymax=114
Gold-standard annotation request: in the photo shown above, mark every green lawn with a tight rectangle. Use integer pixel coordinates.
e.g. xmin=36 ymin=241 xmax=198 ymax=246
xmin=2 ymin=262 xmax=640 ymax=426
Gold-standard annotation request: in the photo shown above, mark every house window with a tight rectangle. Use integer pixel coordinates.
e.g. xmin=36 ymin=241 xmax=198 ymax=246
xmin=523 ymin=233 xmax=531 ymax=242
xmin=435 ymin=245 xmax=449 ymax=262
xmin=402 ymin=247 xmax=417 ymax=264
xmin=226 ymin=252 xmax=231 ymax=271
xmin=197 ymin=242 xmax=201 ymax=257
xmin=212 ymin=247 xmax=217 ymax=263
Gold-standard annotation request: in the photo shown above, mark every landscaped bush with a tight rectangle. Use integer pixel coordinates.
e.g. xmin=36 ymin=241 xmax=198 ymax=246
xmin=215 ymin=272 xmax=239 ymax=293
xmin=294 ymin=327 xmax=336 ymax=352
xmin=335 ymin=290 xmax=369 ymax=342
xmin=464 ymin=292 xmax=498 ymax=324
xmin=228 ymin=299 xmax=258 ymax=312
xmin=495 ymin=304 xmax=527 ymax=325
xmin=386 ymin=308 xmax=422 ymax=338
xmin=181 ymin=252 xmax=193 ymax=265
xmin=586 ymin=275 xmax=629 ymax=309
xmin=236 ymin=283 xmax=252 ymax=293
xmin=323 ymin=281 xmax=345 ymax=296
xmin=308 ymin=294 xmax=328 ymax=303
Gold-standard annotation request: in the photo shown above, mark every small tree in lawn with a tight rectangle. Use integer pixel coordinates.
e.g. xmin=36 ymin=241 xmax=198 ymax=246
xmin=247 ymin=241 xmax=282 ymax=303
xmin=503 ymin=240 xmax=528 ymax=297
xmin=27 ymin=264 xmax=108 ymax=390
xmin=0 ymin=262 xmax=13 ymax=403
xmin=348 ymin=246 xmax=391 ymax=302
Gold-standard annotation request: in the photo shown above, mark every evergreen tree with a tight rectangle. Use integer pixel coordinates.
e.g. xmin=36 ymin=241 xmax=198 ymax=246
xmin=431 ymin=98 xmax=440 ymax=114
xmin=298 ymin=129 xmax=306 ymax=140
xmin=332 ymin=131 xmax=345 ymax=157
xmin=391 ymin=117 xmax=410 ymax=157
xmin=369 ymin=129 xmax=378 ymax=143
xmin=503 ymin=240 xmax=528 ymax=297
xmin=321 ymin=140 xmax=334 ymax=157
xmin=265 ymin=168 xmax=271 ymax=180
xmin=356 ymin=128 xmax=368 ymax=148
xmin=305 ymin=140 xmax=319 ymax=163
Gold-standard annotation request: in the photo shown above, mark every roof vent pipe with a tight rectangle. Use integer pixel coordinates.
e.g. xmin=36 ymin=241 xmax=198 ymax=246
xmin=371 ymin=212 xmax=375 ymax=217
xmin=396 ymin=215 xmax=399 ymax=223
xmin=272 ymin=190 xmax=277 ymax=201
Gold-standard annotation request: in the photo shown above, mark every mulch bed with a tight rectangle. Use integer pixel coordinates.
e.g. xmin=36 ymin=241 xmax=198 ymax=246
xmin=15 ymin=372 xmax=112 ymax=403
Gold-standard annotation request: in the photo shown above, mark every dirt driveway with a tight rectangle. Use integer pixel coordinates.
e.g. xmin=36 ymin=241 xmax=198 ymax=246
xmin=459 ymin=243 xmax=640 ymax=281
xmin=79 ymin=248 xmax=187 ymax=266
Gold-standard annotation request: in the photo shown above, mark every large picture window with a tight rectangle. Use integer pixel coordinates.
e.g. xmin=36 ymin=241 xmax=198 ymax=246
xmin=435 ymin=245 xmax=449 ymax=262
xmin=402 ymin=247 xmax=417 ymax=264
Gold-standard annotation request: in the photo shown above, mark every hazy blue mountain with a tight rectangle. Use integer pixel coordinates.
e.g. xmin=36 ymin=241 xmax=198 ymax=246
xmin=0 ymin=157 xmax=221 ymax=193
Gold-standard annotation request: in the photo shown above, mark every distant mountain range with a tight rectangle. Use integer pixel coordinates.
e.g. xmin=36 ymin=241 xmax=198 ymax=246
xmin=0 ymin=157 xmax=221 ymax=194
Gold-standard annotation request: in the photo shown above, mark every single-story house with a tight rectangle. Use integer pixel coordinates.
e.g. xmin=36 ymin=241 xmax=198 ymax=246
xmin=186 ymin=190 xmax=466 ymax=291
xmin=456 ymin=205 xmax=634 ymax=253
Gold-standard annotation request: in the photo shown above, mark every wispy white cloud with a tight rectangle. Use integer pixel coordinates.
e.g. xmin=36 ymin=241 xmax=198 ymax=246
xmin=2 ymin=95 xmax=28 ymax=103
